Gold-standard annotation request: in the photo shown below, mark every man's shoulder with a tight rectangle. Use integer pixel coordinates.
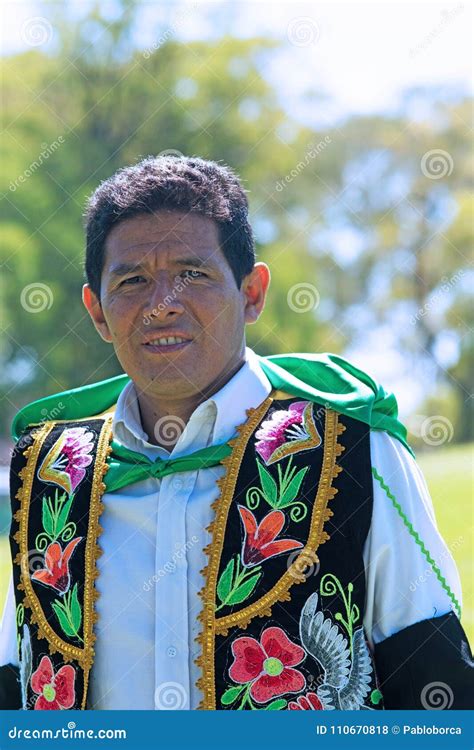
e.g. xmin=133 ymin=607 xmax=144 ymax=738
xmin=11 ymin=372 xmax=129 ymax=442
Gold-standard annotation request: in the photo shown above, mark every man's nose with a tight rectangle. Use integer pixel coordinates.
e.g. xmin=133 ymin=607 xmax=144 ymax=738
xmin=143 ymin=275 xmax=185 ymax=323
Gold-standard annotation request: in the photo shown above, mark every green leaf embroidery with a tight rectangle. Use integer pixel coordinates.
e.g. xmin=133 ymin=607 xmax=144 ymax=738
xmin=70 ymin=583 xmax=82 ymax=632
xmin=256 ymin=461 xmax=278 ymax=507
xmin=265 ymin=698 xmax=287 ymax=710
xmin=277 ymin=466 xmax=309 ymax=508
xmin=52 ymin=601 xmax=76 ymax=638
xmin=217 ymin=557 xmax=235 ymax=604
xmin=221 ymin=685 xmax=245 ymax=705
xmin=225 ymin=571 xmax=262 ymax=606
xmin=41 ymin=497 xmax=54 ymax=537
xmin=56 ymin=493 xmax=74 ymax=537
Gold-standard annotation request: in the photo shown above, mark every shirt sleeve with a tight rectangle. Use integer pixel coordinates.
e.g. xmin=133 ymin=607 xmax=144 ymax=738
xmin=362 ymin=430 xmax=463 ymax=651
xmin=0 ymin=573 xmax=19 ymax=668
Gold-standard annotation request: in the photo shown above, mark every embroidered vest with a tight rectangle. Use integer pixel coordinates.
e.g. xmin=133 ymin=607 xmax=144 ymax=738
xmin=9 ymin=392 xmax=384 ymax=711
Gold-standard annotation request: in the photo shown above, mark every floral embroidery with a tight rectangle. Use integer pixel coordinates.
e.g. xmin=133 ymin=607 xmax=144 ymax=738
xmin=239 ymin=506 xmax=303 ymax=567
xmin=320 ymin=573 xmax=360 ymax=655
xmin=223 ymin=627 xmax=306 ymax=709
xmin=31 ymin=538 xmax=84 ymax=642
xmin=288 ymin=692 xmax=324 ymax=710
xmin=299 ymin=591 xmax=373 ymax=710
xmin=35 ymin=488 xmax=77 ymax=552
xmin=32 ymin=538 xmax=82 ymax=594
xmin=255 ymin=401 xmax=321 ymax=465
xmin=37 ymin=428 xmax=94 ymax=495
xmin=31 ymin=655 xmax=76 ymax=710
xmin=215 ymin=508 xmax=303 ymax=612
xmin=246 ymin=457 xmax=309 ymax=522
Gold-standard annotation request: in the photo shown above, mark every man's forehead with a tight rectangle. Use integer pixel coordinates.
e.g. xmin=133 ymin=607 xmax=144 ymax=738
xmin=104 ymin=214 xmax=221 ymax=267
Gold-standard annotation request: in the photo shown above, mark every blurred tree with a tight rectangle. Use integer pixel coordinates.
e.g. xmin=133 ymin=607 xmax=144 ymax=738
xmin=0 ymin=2 xmax=472 ymax=443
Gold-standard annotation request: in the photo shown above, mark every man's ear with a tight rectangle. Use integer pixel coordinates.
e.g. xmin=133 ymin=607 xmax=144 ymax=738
xmin=242 ymin=262 xmax=271 ymax=324
xmin=82 ymin=284 xmax=113 ymax=343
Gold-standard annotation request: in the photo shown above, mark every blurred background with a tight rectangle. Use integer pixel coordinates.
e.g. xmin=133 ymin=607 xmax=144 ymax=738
xmin=1 ymin=1 xmax=472 ymax=642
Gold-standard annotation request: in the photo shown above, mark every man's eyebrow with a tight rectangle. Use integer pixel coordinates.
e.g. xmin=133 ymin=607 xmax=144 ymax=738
xmin=109 ymin=256 xmax=215 ymax=277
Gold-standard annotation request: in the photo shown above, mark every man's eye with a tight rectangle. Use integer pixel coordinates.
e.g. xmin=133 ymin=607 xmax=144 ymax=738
xmin=120 ymin=276 xmax=145 ymax=286
xmin=180 ymin=269 xmax=206 ymax=279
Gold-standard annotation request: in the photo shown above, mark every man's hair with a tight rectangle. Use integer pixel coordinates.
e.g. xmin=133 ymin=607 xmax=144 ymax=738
xmin=83 ymin=155 xmax=256 ymax=299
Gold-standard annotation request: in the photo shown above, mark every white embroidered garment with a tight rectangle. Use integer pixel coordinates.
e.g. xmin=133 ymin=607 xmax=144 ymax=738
xmin=0 ymin=348 xmax=462 ymax=709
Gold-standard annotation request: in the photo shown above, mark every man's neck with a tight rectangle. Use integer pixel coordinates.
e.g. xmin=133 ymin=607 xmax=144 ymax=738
xmin=136 ymin=356 xmax=246 ymax=449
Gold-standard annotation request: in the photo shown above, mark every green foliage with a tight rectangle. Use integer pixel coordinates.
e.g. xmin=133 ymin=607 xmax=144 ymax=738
xmin=0 ymin=2 xmax=472 ymax=446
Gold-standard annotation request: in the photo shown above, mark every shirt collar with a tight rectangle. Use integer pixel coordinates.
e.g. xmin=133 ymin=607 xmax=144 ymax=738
xmin=113 ymin=347 xmax=272 ymax=454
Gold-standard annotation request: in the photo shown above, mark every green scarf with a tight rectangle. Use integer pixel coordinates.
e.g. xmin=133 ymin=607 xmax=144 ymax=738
xmin=11 ymin=352 xmax=412 ymax=494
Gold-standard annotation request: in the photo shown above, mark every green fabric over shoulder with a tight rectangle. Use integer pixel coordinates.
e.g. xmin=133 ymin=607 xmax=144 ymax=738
xmin=11 ymin=352 xmax=413 ymax=456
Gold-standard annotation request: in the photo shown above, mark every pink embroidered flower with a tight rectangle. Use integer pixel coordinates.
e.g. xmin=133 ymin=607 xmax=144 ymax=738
xmin=38 ymin=427 xmax=94 ymax=495
xmin=31 ymin=655 xmax=75 ymax=710
xmin=31 ymin=537 xmax=82 ymax=594
xmin=288 ymin=691 xmax=324 ymax=710
xmin=229 ymin=626 xmax=306 ymax=704
xmin=238 ymin=506 xmax=303 ymax=567
xmin=255 ymin=401 xmax=320 ymax=464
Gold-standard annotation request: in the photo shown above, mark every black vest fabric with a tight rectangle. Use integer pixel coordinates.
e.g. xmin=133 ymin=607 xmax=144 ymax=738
xmin=8 ymin=395 xmax=383 ymax=711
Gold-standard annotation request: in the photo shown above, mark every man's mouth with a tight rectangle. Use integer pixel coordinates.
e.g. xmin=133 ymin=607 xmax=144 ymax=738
xmin=142 ymin=335 xmax=192 ymax=353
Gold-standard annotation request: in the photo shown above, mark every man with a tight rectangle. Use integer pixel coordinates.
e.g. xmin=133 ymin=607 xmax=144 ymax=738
xmin=0 ymin=156 xmax=472 ymax=711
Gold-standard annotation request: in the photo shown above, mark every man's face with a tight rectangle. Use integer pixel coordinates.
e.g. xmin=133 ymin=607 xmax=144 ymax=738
xmin=83 ymin=210 xmax=269 ymax=402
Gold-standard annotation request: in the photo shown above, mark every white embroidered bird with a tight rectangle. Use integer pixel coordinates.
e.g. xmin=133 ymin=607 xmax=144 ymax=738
xmin=299 ymin=592 xmax=373 ymax=710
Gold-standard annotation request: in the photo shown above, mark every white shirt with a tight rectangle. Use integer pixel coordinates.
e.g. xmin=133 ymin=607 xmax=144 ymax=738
xmin=0 ymin=347 xmax=462 ymax=710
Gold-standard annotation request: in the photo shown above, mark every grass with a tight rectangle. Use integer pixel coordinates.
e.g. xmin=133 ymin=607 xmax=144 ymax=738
xmin=0 ymin=443 xmax=472 ymax=645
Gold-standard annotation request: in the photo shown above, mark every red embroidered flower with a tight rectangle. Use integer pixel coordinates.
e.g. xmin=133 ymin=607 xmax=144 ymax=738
xmin=238 ymin=506 xmax=303 ymax=567
xmin=31 ymin=655 xmax=75 ymax=710
xmin=288 ymin=692 xmax=324 ymax=710
xmin=38 ymin=427 xmax=94 ymax=495
xmin=229 ymin=626 xmax=306 ymax=704
xmin=31 ymin=537 xmax=82 ymax=594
